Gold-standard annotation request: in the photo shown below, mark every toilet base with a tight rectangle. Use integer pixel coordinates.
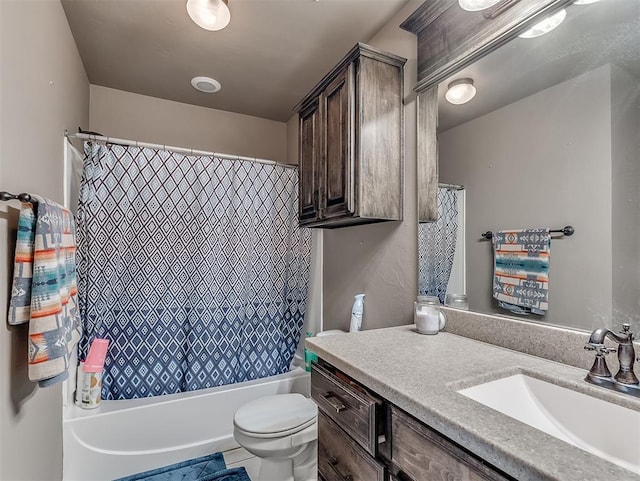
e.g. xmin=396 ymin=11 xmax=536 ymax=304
xmin=258 ymin=457 xmax=294 ymax=481
xmin=255 ymin=440 xmax=317 ymax=481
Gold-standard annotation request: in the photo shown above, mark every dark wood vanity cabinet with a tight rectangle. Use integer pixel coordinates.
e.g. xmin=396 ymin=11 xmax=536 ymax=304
xmin=294 ymin=43 xmax=406 ymax=228
xmin=311 ymin=360 xmax=515 ymax=481
xmin=390 ymin=407 xmax=514 ymax=481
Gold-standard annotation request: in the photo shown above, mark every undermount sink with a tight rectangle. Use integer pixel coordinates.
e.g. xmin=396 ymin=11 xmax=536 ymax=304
xmin=458 ymin=374 xmax=640 ymax=475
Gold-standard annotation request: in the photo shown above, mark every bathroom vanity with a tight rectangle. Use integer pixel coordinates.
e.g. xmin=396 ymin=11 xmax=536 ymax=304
xmin=306 ymin=325 xmax=640 ymax=481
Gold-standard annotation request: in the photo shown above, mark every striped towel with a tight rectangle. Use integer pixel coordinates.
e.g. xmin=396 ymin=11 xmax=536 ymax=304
xmin=8 ymin=197 xmax=81 ymax=386
xmin=492 ymin=228 xmax=550 ymax=316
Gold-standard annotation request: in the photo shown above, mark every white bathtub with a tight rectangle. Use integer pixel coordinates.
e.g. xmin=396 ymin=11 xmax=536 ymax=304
xmin=62 ymin=366 xmax=310 ymax=481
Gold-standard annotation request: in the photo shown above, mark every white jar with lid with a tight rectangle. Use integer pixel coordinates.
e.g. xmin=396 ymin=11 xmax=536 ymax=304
xmin=414 ymin=296 xmax=446 ymax=335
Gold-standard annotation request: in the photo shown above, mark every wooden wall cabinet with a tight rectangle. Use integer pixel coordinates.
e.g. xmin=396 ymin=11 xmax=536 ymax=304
xmin=400 ymin=0 xmax=574 ymax=222
xmin=311 ymin=360 xmax=515 ymax=481
xmin=294 ymin=43 xmax=406 ymax=228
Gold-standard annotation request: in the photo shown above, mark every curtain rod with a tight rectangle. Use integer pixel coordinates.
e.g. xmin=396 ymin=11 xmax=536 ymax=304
xmin=65 ymin=132 xmax=298 ymax=170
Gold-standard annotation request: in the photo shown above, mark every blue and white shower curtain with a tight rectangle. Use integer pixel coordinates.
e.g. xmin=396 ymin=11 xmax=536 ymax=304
xmin=76 ymin=142 xmax=311 ymax=400
xmin=418 ymin=188 xmax=459 ymax=303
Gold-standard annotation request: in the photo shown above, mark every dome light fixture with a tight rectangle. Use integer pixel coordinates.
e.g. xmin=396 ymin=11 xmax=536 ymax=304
xmin=186 ymin=0 xmax=231 ymax=31
xmin=458 ymin=0 xmax=502 ymax=11
xmin=191 ymin=76 xmax=222 ymax=93
xmin=445 ymin=78 xmax=476 ymax=105
xmin=518 ymin=9 xmax=566 ymax=38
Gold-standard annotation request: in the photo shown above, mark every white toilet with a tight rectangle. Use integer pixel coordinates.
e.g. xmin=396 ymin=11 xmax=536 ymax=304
xmin=233 ymin=393 xmax=318 ymax=481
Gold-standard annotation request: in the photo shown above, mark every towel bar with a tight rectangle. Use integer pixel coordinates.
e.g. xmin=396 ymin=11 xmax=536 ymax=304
xmin=0 ymin=191 xmax=34 ymax=204
xmin=481 ymin=225 xmax=574 ymax=240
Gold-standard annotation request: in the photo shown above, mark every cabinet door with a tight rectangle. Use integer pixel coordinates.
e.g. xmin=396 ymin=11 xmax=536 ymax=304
xmin=321 ymin=63 xmax=355 ymax=219
xmin=391 ymin=407 xmax=514 ymax=481
xmin=298 ymin=99 xmax=321 ymax=224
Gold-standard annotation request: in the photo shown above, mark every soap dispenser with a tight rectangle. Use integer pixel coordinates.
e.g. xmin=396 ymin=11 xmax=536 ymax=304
xmin=350 ymin=294 xmax=365 ymax=332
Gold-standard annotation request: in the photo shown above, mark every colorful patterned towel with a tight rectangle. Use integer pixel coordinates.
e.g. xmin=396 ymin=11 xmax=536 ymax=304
xmin=8 ymin=197 xmax=81 ymax=386
xmin=492 ymin=228 xmax=550 ymax=316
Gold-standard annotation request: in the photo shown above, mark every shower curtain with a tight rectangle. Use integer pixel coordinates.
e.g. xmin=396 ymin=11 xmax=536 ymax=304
xmin=418 ymin=188 xmax=459 ymax=303
xmin=76 ymin=142 xmax=311 ymax=400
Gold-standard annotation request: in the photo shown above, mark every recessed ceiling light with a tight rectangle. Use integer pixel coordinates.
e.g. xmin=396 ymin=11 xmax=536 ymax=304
xmin=574 ymin=0 xmax=601 ymax=4
xmin=518 ymin=9 xmax=567 ymax=38
xmin=186 ymin=0 xmax=231 ymax=31
xmin=445 ymin=78 xmax=476 ymax=105
xmin=191 ymin=76 xmax=222 ymax=93
xmin=458 ymin=0 xmax=502 ymax=11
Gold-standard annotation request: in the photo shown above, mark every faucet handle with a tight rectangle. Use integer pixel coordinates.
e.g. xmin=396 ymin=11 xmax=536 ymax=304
xmin=621 ymin=323 xmax=631 ymax=334
xmin=584 ymin=343 xmax=616 ymax=355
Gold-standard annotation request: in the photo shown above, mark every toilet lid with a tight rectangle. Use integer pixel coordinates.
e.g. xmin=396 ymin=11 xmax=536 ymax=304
xmin=233 ymin=393 xmax=317 ymax=435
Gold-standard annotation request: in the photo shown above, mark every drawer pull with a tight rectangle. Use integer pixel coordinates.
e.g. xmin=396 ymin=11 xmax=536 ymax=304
xmin=322 ymin=392 xmax=347 ymax=413
xmin=329 ymin=457 xmax=354 ymax=481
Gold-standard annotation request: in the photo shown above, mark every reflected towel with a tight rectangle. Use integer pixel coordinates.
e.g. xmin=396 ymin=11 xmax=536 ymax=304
xmin=8 ymin=197 xmax=81 ymax=386
xmin=492 ymin=228 xmax=550 ymax=316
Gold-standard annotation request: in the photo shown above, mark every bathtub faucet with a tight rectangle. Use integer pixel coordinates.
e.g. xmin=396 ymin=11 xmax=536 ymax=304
xmin=584 ymin=323 xmax=639 ymax=397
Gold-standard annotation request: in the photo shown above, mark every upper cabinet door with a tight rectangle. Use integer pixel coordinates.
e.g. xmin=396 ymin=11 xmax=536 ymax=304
xmin=322 ymin=64 xmax=355 ymax=219
xmin=299 ymin=99 xmax=321 ymax=224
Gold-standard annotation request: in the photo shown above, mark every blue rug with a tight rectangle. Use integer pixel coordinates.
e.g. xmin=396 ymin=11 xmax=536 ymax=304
xmin=113 ymin=452 xmax=249 ymax=481
xmin=199 ymin=468 xmax=252 ymax=481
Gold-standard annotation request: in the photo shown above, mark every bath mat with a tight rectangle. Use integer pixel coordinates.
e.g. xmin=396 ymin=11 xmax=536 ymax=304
xmin=199 ymin=467 xmax=251 ymax=481
xmin=113 ymin=452 xmax=227 ymax=481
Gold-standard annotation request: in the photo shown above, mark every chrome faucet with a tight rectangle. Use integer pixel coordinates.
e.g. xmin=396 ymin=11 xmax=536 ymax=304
xmin=584 ymin=323 xmax=639 ymax=398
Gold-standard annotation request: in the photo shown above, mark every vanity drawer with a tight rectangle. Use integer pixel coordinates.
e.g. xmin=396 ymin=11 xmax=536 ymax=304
xmin=318 ymin=412 xmax=386 ymax=481
xmin=391 ymin=406 xmax=515 ymax=481
xmin=311 ymin=362 xmax=382 ymax=455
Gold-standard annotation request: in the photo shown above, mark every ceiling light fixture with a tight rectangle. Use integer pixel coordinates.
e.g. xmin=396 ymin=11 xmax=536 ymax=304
xmin=458 ymin=0 xmax=502 ymax=11
xmin=186 ymin=0 xmax=230 ymax=31
xmin=518 ymin=9 xmax=566 ymax=38
xmin=191 ymin=76 xmax=222 ymax=93
xmin=573 ymin=0 xmax=601 ymax=4
xmin=445 ymin=78 xmax=476 ymax=105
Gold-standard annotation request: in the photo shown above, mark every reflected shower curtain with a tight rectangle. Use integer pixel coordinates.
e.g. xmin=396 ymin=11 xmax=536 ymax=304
xmin=418 ymin=188 xmax=459 ymax=303
xmin=76 ymin=142 xmax=311 ymax=400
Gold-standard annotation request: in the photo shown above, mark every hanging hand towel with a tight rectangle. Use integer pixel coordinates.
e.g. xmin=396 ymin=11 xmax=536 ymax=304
xmin=8 ymin=197 xmax=82 ymax=386
xmin=492 ymin=228 xmax=550 ymax=316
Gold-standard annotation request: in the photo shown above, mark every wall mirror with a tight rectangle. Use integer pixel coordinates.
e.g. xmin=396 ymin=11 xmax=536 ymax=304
xmin=418 ymin=0 xmax=640 ymax=332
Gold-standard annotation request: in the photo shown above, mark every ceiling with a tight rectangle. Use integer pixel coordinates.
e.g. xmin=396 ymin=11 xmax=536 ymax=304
xmin=438 ymin=0 xmax=640 ymax=132
xmin=61 ymin=0 xmax=409 ymax=123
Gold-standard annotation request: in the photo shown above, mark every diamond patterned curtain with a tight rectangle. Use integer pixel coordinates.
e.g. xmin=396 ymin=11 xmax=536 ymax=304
xmin=76 ymin=142 xmax=311 ymax=400
xmin=418 ymin=188 xmax=459 ymax=303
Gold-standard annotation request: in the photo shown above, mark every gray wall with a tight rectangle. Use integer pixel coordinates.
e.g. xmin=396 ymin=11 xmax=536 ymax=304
xmin=611 ymin=65 xmax=640 ymax=331
xmin=322 ymin=0 xmax=423 ymax=331
xmin=439 ymin=65 xmax=614 ymax=331
xmin=90 ymin=85 xmax=289 ymax=164
xmin=0 ymin=0 xmax=90 ymax=479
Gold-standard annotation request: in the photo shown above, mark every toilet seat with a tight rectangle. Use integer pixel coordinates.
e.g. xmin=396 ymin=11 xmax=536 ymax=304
xmin=233 ymin=393 xmax=317 ymax=438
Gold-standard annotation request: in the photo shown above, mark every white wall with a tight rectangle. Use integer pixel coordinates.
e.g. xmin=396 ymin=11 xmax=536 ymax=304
xmin=0 ymin=1 xmax=90 ymax=479
xmin=90 ymin=85 xmax=289 ymax=164
xmin=439 ymin=65 xmax=613 ymax=331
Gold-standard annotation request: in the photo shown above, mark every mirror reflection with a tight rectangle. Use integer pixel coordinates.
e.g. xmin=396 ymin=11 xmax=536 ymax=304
xmin=418 ymin=0 xmax=640 ymax=332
